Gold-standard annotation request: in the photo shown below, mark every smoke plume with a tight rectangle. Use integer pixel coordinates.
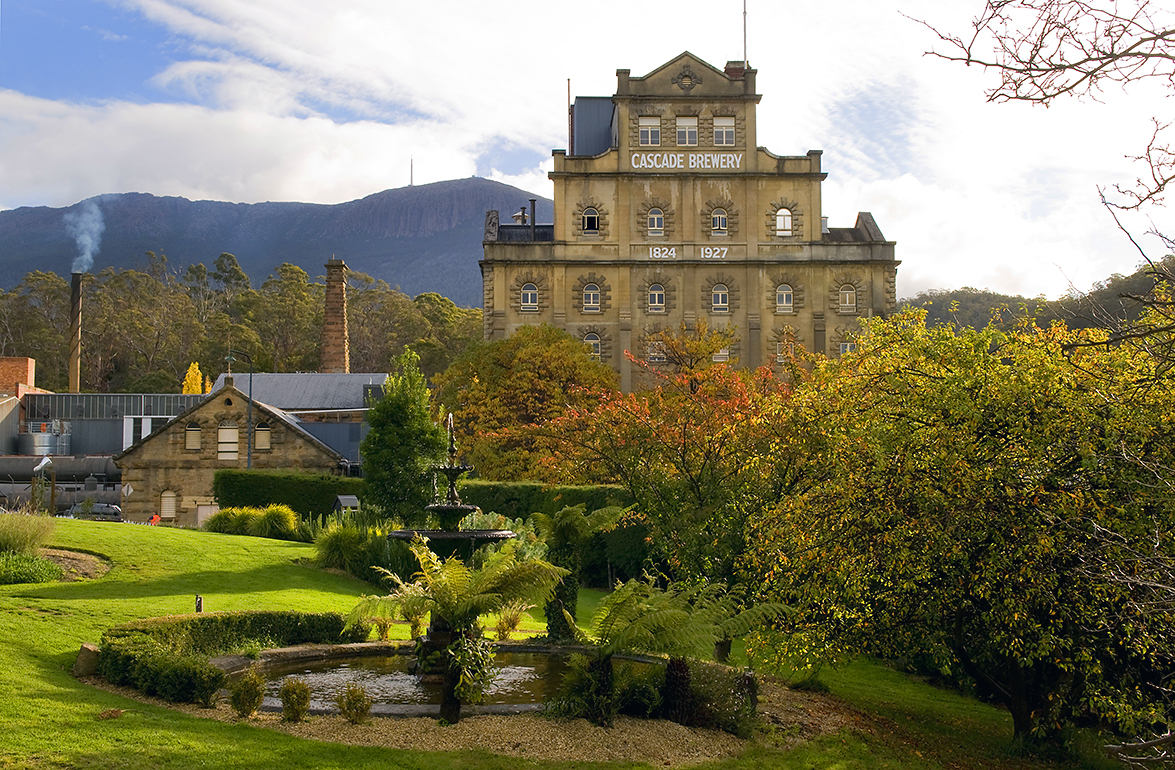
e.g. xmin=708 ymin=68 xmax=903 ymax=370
xmin=63 ymin=199 xmax=105 ymax=273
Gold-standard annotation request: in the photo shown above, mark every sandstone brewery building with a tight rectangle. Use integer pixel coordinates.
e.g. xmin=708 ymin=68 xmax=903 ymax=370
xmin=481 ymin=52 xmax=898 ymax=390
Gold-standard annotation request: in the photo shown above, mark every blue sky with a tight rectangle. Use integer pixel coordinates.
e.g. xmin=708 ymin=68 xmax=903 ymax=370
xmin=0 ymin=0 xmax=1169 ymax=299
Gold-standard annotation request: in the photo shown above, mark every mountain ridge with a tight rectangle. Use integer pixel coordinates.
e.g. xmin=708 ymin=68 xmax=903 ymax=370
xmin=0 ymin=178 xmax=554 ymax=307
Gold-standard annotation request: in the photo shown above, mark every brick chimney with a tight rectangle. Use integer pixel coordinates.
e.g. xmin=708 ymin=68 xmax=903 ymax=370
xmin=321 ymin=258 xmax=350 ymax=373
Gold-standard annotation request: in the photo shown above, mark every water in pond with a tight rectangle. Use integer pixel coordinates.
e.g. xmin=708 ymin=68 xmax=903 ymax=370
xmin=264 ymin=652 xmax=570 ymax=709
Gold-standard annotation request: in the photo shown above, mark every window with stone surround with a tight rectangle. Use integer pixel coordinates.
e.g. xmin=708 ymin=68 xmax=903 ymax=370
xmin=217 ymin=421 xmax=239 ymax=460
xmin=648 ymin=284 xmax=665 ymax=313
xmin=185 ymin=422 xmax=201 ymax=451
xmin=712 ymin=284 xmax=729 ymax=313
xmin=776 ymin=208 xmax=793 ymax=235
xmin=582 ymin=208 xmax=600 ymax=234
xmin=582 ymin=283 xmax=600 ymax=313
xmin=584 ymin=333 xmax=601 ymax=359
xmin=714 ymin=116 xmax=735 ymax=146
xmin=255 ymin=422 xmax=271 ymax=451
xmin=839 ymin=284 xmax=857 ymax=312
xmin=648 ymin=208 xmax=664 ymax=236
xmin=712 ymin=208 xmax=728 ymax=235
xmin=521 ymin=283 xmax=539 ymax=312
xmin=676 ymin=116 xmax=697 ymax=146
xmin=639 ymin=117 xmax=660 ymax=146
xmin=776 ymin=284 xmax=794 ymax=314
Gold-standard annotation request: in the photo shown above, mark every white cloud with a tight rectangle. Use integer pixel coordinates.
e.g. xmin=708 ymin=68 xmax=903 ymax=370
xmin=2 ymin=0 xmax=1171 ymax=299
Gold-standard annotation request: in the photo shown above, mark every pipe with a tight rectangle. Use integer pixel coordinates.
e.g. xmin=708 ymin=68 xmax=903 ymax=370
xmin=529 ymin=199 xmax=536 ymax=241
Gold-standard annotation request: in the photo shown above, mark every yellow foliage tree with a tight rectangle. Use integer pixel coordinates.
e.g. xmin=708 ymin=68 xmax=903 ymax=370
xmin=181 ymin=362 xmax=204 ymax=394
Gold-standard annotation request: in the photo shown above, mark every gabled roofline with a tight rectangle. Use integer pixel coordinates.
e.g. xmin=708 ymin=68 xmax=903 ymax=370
xmin=113 ymin=383 xmax=345 ymax=463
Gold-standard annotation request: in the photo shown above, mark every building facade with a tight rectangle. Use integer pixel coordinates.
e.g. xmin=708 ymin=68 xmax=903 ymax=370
xmin=481 ymin=52 xmax=899 ymax=390
xmin=114 ymin=378 xmax=345 ymax=526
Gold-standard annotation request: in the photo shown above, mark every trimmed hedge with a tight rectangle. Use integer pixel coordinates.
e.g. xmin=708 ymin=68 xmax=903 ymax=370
xmin=98 ymin=611 xmax=370 ymax=705
xmin=213 ymin=469 xmax=366 ymax=521
xmin=457 ymin=480 xmax=632 ymax=519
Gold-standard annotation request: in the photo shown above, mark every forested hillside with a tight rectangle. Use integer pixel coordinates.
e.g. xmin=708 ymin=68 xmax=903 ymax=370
xmin=0 ymin=254 xmax=480 ymax=393
xmin=0 ymin=178 xmax=553 ymax=308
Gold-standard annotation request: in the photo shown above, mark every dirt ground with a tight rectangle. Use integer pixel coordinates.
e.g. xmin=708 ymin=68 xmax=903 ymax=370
xmin=81 ymin=676 xmax=855 ymax=767
xmin=43 ymin=548 xmax=110 ymax=581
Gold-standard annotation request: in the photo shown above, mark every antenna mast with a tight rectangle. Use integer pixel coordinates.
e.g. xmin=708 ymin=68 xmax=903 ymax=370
xmin=743 ymin=0 xmax=748 ymax=66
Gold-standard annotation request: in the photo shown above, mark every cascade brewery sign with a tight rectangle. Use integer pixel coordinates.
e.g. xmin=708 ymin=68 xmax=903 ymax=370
xmin=630 ymin=152 xmax=743 ymax=170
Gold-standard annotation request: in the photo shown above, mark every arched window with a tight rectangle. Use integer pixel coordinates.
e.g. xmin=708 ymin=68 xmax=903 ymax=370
xmin=712 ymin=284 xmax=729 ymax=313
xmin=648 ymin=283 xmax=665 ymax=313
xmin=217 ymin=421 xmax=239 ymax=460
xmin=647 ymin=208 xmax=664 ymax=236
xmin=254 ymin=422 xmax=271 ymax=451
xmin=185 ymin=422 xmax=201 ymax=451
xmin=521 ymin=283 xmax=538 ymax=312
xmin=839 ymin=342 xmax=858 ymax=356
xmin=839 ymin=284 xmax=857 ymax=312
xmin=160 ymin=490 xmax=177 ymax=521
xmin=584 ymin=333 xmax=601 ymax=359
xmin=582 ymin=283 xmax=600 ymax=313
xmin=776 ymin=208 xmax=793 ymax=235
xmin=711 ymin=208 xmax=728 ymax=235
xmin=582 ymin=208 xmax=599 ymax=234
xmin=776 ymin=284 xmax=793 ymax=313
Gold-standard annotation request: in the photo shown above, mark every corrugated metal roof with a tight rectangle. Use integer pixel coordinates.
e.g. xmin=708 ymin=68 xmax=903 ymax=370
xmin=209 ymin=372 xmax=388 ymax=411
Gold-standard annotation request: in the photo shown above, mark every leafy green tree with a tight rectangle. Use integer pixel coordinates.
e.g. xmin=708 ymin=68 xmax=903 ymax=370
xmin=432 ymin=324 xmax=619 ymax=480
xmin=248 ymin=263 xmax=322 ymax=372
xmin=359 ymin=349 xmax=446 ymax=526
xmin=747 ymin=309 xmax=1175 ymax=749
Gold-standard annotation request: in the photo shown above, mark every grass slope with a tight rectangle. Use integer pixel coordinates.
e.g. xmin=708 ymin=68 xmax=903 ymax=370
xmin=0 ymin=520 xmax=1111 ymax=769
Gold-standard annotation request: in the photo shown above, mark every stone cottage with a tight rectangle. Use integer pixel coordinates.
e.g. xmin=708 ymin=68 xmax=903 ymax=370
xmin=114 ymin=376 xmax=345 ymax=526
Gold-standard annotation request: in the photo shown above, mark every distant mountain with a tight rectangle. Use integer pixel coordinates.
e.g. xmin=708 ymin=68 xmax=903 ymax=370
xmin=0 ymin=178 xmax=554 ymax=307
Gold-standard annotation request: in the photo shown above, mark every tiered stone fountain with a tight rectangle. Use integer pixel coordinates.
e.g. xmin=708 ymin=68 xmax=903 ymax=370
xmin=387 ymin=414 xmax=513 ymax=561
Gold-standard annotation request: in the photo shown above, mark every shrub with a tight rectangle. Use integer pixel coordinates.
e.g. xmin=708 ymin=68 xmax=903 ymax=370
xmin=315 ymin=522 xmax=367 ymax=573
xmin=494 ymin=599 xmax=534 ymax=641
xmin=230 ymin=665 xmax=266 ymax=718
xmin=0 ymin=551 xmax=63 ymax=584
xmin=249 ymin=504 xmax=299 ymax=540
xmin=0 ymin=511 xmax=55 ymax=554
xmin=203 ymin=507 xmax=257 ymax=536
xmin=98 ymin=611 xmax=367 ymax=704
xmin=280 ymin=677 xmax=311 ymax=722
xmin=548 ymin=653 xmax=617 ymax=727
xmin=335 ymin=681 xmax=372 ymax=724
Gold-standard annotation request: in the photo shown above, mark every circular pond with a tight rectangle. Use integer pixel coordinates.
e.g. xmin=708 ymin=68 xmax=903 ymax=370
xmin=262 ymin=651 xmax=571 ymax=717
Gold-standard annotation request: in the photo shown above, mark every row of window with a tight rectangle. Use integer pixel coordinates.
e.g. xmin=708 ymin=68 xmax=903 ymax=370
xmin=582 ymin=207 xmax=794 ymax=236
xmin=522 ymin=283 xmax=857 ymax=314
xmin=584 ymin=337 xmax=856 ymax=364
xmin=639 ymin=116 xmax=736 ymax=147
xmin=186 ymin=421 xmax=271 ymax=458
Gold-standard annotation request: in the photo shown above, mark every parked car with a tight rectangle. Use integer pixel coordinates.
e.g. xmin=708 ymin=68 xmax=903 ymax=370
xmin=66 ymin=502 xmax=123 ymax=522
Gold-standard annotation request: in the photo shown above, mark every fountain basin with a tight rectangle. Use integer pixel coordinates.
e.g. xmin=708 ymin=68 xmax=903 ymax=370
xmin=214 ymin=641 xmax=662 ymax=718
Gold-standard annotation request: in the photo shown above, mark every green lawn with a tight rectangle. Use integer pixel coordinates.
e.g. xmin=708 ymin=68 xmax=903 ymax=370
xmin=0 ymin=520 xmax=1115 ymax=769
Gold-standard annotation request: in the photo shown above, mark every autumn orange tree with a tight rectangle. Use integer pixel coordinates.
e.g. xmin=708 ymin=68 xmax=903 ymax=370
xmin=538 ymin=357 xmax=801 ymax=588
xmin=746 ymin=309 xmax=1175 ymax=750
xmin=432 ymin=324 xmax=618 ymax=480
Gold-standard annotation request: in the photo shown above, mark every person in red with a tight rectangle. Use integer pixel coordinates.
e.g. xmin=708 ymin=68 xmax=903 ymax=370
xmin=148 ymin=514 xmax=160 ymax=525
